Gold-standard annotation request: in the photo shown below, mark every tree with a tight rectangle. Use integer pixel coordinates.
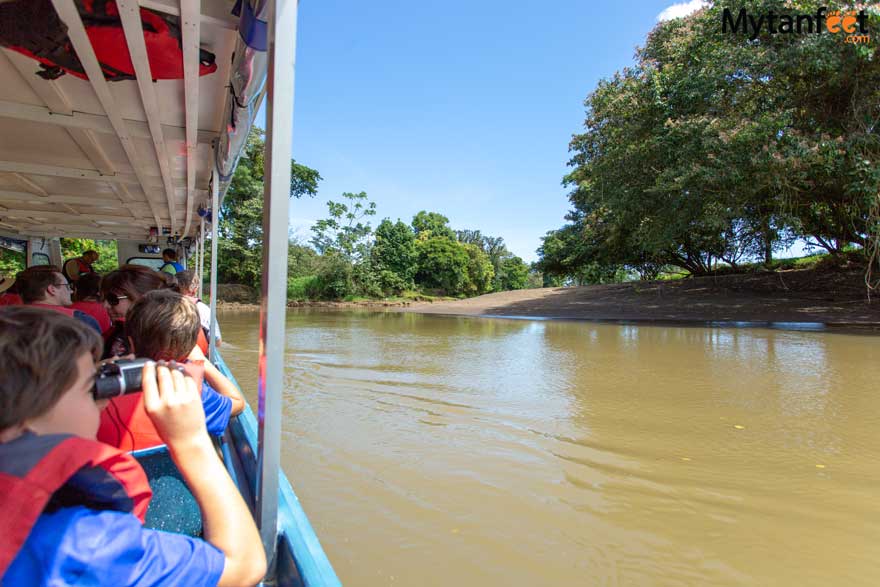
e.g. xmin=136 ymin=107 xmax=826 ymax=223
xmin=412 ymin=211 xmax=456 ymax=240
xmin=310 ymin=192 xmax=376 ymax=262
xmin=496 ymin=255 xmax=529 ymax=290
xmin=218 ymin=127 xmax=321 ymax=285
xmin=415 ymin=235 xmax=470 ymax=295
xmin=544 ymin=0 xmax=880 ymax=281
xmin=372 ymin=219 xmax=417 ymax=294
xmin=462 ymin=244 xmax=494 ymax=295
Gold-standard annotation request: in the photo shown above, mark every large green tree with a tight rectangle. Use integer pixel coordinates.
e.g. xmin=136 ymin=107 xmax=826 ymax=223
xmin=372 ymin=219 xmax=418 ymax=294
xmin=218 ymin=127 xmax=322 ymax=285
xmin=543 ymin=0 xmax=879 ymax=281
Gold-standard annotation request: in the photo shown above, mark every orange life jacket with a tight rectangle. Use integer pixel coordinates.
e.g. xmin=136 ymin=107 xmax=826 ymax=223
xmin=97 ymin=360 xmax=205 ymax=452
xmin=0 ymin=433 xmax=152 ymax=576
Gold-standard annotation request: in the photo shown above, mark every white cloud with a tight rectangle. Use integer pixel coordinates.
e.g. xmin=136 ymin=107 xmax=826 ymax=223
xmin=657 ymin=0 xmax=708 ymax=22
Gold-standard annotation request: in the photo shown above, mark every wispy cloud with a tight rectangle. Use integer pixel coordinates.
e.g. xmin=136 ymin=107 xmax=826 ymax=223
xmin=657 ymin=0 xmax=708 ymax=22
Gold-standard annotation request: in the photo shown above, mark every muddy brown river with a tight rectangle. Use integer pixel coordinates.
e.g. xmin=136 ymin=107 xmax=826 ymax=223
xmin=218 ymin=309 xmax=880 ymax=586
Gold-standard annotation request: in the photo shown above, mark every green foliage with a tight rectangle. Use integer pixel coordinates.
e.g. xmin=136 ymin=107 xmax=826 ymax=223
xmin=372 ymin=219 xmax=417 ymax=294
xmin=415 ymin=235 xmax=470 ymax=294
xmin=541 ymin=0 xmax=880 ymax=282
xmin=311 ymin=192 xmax=376 ymax=262
xmin=287 ymin=275 xmax=318 ymax=300
xmin=412 ymin=211 xmax=456 ymax=240
xmin=218 ymin=127 xmax=321 ymax=285
xmin=60 ymin=239 xmax=118 ymax=273
xmin=0 ymin=248 xmax=24 ymax=276
xmin=288 ymin=240 xmax=319 ymax=279
xmin=309 ymin=253 xmax=354 ymax=299
xmin=462 ymin=244 xmax=495 ymax=295
xmin=496 ymin=255 xmax=530 ymax=290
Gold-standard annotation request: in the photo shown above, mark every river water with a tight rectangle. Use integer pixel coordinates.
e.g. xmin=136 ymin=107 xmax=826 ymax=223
xmin=218 ymin=309 xmax=880 ymax=586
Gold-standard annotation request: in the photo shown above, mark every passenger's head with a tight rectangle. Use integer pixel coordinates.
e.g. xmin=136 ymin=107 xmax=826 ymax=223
xmin=74 ymin=272 xmax=102 ymax=302
xmin=0 ymin=307 xmax=104 ymax=440
xmin=126 ymin=289 xmax=199 ymax=361
xmin=82 ymin=250 xmax=99 ymax=264
xmin=162 ymin=248 xmax=178 ymax=262
xmin=159 ymin=271 xmax=178 ymax=291
xmin=17 ymin=266 xmax=72 ymax=306
xmin=175 ymin=269 xmax=198 ymax=296
xmin=101 ymin=264 xmax=170 ymax=322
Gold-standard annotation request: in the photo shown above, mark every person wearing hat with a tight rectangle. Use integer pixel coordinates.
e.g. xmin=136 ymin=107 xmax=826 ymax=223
xmin=0 ymin=275 xmax=21 ymax=306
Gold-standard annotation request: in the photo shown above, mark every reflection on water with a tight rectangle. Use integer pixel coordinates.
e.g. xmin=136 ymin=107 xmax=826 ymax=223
xmin=219 ymin=310 xmax=880 ymax=586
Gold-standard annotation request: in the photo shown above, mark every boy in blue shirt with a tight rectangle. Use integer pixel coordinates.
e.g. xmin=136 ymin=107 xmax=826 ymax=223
xmin=0 ymin=306 xmax=266 ymax=586
xmin=98 ymin=289 xmax=245 ymax=451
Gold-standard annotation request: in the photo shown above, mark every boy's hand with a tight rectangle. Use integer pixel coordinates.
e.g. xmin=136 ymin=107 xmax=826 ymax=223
xmin=142 ymin=361 xmax=209 ymax=451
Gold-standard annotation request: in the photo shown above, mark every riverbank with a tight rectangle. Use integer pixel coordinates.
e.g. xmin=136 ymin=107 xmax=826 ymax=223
xmin=400 ymin=267 xmax=880 ymax=328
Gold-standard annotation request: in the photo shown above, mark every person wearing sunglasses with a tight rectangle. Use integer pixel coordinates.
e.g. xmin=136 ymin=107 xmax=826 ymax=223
xmin=15 ymin=266 xmax=101 ymax=334
xmin=100 ymin=265 xmax=171 ymax=359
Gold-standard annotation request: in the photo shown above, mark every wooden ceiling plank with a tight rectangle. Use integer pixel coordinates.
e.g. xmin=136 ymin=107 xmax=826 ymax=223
xmin=180 ymin=0 xmax=200 ymax=237
xmin=116 ymin=0 xmax=179 ymax=234
xmin=0 ymin=99 xmax=215 ymax=144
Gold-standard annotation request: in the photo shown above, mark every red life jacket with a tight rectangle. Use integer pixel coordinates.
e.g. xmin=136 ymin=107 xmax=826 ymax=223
xmin=0 ymin=433 xmax=152 ymax=576
xmin=97 ymin=360 xmax=205 ymax=452
xmin=0 ymin=0 xmax=217 ymax=82
xmin=62 ymin=257 xmax=95 ymax=281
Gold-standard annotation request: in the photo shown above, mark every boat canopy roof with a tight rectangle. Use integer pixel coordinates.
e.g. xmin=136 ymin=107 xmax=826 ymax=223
xmin=0 ymin=0 xmax=263 ymax=242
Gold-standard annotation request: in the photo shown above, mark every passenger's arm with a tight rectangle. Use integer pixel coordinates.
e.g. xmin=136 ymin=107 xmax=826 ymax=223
xmin=142 ymin=362 xmax=266 ymax=587
xmin=203 ymin=359 xmax=245 ymax=416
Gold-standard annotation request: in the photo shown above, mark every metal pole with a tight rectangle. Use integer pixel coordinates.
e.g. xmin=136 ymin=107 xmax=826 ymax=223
xmin=256 ymin=0 xmax=296 ymax=566
xmin=209 ymin=167 xmax=219 ymax=361
xmin=198 ymin=217 xmax=205 ymax=299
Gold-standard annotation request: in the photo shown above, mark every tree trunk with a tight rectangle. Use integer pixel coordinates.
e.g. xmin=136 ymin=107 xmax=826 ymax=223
xmin=762 ymin=217 xmax=773 ymax=267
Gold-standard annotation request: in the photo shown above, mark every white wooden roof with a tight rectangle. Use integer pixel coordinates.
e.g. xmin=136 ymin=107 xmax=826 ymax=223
xmin=0 ymin=0 xmax=240 ymax=241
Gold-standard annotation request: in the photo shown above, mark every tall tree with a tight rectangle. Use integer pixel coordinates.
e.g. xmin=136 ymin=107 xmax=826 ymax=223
xmin=219 ymin=127 xmax=321 ymax=285
xmin=545 ymin=0 xmax=879 ymax=281
xmin=372 ymin=219 xmax=418 ymax=293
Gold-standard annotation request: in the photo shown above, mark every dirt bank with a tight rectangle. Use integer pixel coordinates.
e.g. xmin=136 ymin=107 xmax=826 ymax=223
xmin=400 ymin=267 xmax=880 ymax=329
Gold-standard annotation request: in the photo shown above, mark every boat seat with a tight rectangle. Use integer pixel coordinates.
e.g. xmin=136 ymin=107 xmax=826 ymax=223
xmin=133 ymin=447 xmax=203 ymax=538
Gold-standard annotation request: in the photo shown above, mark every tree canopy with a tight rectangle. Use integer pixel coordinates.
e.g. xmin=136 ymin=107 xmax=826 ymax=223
xmin=538 ymin=0 xmax=880 ymax=285
xmin=217 ymin=127 xmax=322 ymax=285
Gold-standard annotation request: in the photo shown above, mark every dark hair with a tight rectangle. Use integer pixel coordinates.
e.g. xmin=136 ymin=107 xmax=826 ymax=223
xmin=0 ymin=307 xmax=101 ymax=431
xmin=126 ymin=290 xmax=199 ymax=361
xmin=101 ymin=264 xmax=170 ymax=303
xmin=16 ymin=266 xmax=65 ymax=304
xmin=162 ymin=248 xmax=178 ymax=261
xmin=74 ymin=273 xmax=102 ymax=301
xmin=83 ymin=250 xmax=98 ymax=259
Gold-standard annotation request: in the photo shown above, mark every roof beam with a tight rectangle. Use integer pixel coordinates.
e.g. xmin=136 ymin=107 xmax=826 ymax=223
xmin=181 ymin=0 xmax=200 ymax=237
xmin=0 ymin=161 xmax=142 ymax=184
xmin=117 ymin=0 xmax=180 ymax=234
xmin=49 ymin=0 xmax=169 ymax=229
xmin=0 ymin=99 xmax=216 ymax=144
xmin=3 ymin=209 xmax=146 ymax=223
xmin=0 ymin=190 xmax=117 ymax=206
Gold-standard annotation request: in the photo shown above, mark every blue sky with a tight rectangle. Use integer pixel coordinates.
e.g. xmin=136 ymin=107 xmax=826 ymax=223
xmin=257 ymin=0 xmax=701 ymax=262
